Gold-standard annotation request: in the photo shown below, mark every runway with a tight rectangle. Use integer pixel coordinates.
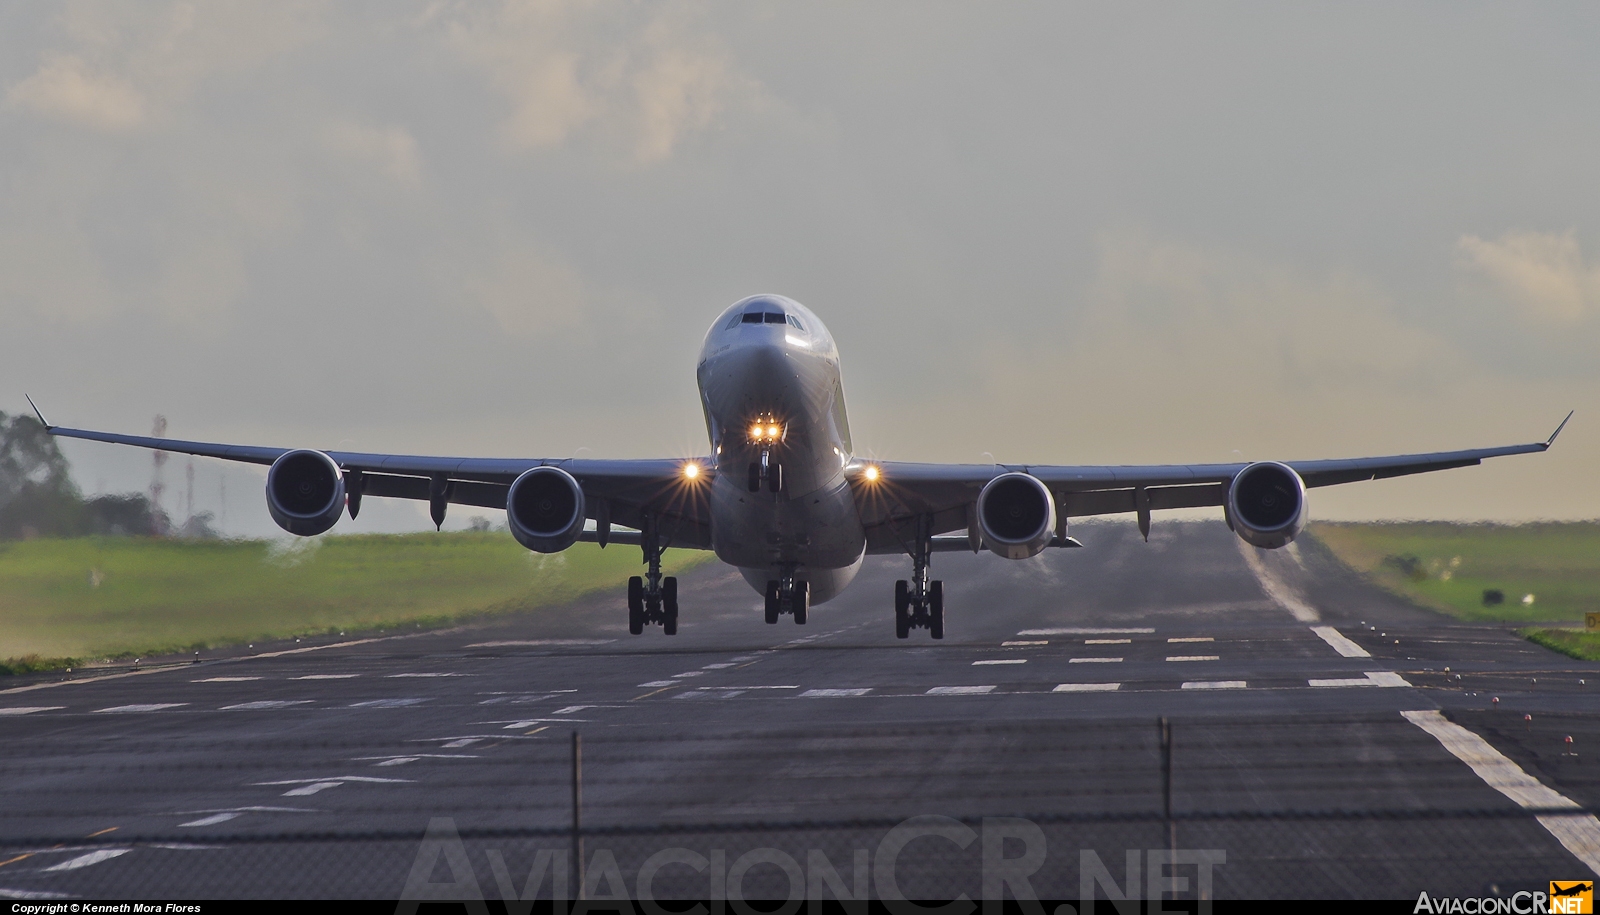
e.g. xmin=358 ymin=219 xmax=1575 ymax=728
xmin=4 ymin=520 xmax=1600 ymax=900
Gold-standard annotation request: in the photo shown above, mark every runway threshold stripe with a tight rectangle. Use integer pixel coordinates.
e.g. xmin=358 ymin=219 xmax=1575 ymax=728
xmin=1403 ymin=710 xmax=1600 ymax=876
xmin=1182 ymin=681 xmax=1246 ymax=690
xmin=800 ymin=688 xmax=871 ymax=698
xmin=926 ymin=685 xmax=996 ymax=696
xmin=973 ymin=659 xmax=1026 ymax=666
xmin=1311 ymin=626 xmax=1371 ymax=658
xmin=1053 ymin=683 xmax=1120 ymax=693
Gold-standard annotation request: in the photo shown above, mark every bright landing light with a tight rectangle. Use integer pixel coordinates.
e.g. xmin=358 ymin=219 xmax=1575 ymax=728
xmin=683 ymin=462 xmax=701 ymax=480
xmin=864 ymin=465 xmax=880 ymax=482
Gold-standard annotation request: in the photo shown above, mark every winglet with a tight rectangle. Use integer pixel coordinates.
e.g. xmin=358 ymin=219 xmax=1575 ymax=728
xmin=1545 ymin=410 xmax=1574 ymax=448
xmin=23 ymin=394 xmax=51 ymax=430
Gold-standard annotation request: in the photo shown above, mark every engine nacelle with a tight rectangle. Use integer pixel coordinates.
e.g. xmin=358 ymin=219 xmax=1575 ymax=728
xmin=977 ymin=472 xmax=1057 ymax=560
xmin=265 ymin=450 xmax=346 ymax=537
xmin=507 ymin=466 xmax=586 ymax=553
xmin=1227 ymin=461 xmax=1307 ymax=549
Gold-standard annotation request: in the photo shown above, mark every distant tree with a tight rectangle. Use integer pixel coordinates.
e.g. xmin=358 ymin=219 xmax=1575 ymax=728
xmin=0 ymin=411 xmax=169 ymax=539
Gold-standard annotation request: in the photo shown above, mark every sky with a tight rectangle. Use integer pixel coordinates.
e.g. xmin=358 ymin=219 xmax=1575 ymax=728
xmin=2 ymin=1 xmax=1598 ymax=536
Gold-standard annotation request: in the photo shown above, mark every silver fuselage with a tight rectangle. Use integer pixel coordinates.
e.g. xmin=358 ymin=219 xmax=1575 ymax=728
xmin=696 ymin=295 xmax=865 ymax=603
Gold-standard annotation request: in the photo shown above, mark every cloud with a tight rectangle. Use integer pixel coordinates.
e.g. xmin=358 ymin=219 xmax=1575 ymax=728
xmin=1458 ymin=229 xmax=1600 ymax=324
xmin=326 ymin=121 xmax=423 ymax=185
xmin=443 ymin=0 xmax=756 ymax=163
xmin=7 ymin=54 xmax=146 ymax=131
xmin=463 ymin=241 xmax=588 ymax=338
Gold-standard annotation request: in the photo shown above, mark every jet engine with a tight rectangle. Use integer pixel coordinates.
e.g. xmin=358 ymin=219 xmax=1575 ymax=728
xmin=507 ymin=466 xmax=586 ymax=553
xmin=265 ymin=449 xmax=346 ymax=536
xmin=1226 ymin=461 xmax=1307 ymax=549
xmin=977 ymin=472 xmax=1057 ymax=560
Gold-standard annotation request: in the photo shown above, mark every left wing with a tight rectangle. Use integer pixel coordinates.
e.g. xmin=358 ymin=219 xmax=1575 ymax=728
xmin=43 ymin=422 xmax=713 ymax=548
xmin=851 ymin=414 xmax=1570 ymax=554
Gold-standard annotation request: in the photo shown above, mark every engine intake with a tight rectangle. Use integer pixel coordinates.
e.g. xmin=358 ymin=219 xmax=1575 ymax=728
xmin=977 ymin=472 xmax=1057 ymax=560
xmin=1227 ymin=461 xmax=1307 ymax=549
xmin=266 ymin=450 xmax=346 ymax=537
xmin=507 ymin=466 xmax=586 ymax=553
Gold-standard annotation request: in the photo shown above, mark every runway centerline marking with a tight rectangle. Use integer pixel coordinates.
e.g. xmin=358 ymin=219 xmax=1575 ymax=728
xmin=1085 ymin=639 xmax=1131 ymax=645
xmin=926 ymin=685 xmax=996 ymax=696
xmin=973 ymin=659 xmax=1026 ymax=666
xmin=0 ymin=707 xmax=64 ymax=715
xmin=1069 ymin=658 xmax=1122 ymax=664
xmin=637 ymin=681 xmax=677 ymax=688
xmin=349 ymin=698 xmax=428 ymax=708
xmin=800 ymin=688 xmax=871 ymax=698
xmin=1404 ymin=709 xmax=1600 ymax=875
xmin=179 ymin=813 xmax=241 ymax=827
xmin=1019 ymin=628 xmax=1154 ymax=636
xmin=702 ymin=663 xmax=738 ymax=669
xmin=671 ymin=671 xmax=705 ymax=678
xmin=192 ymin=677 xmax=261 ymax=682
xmin=221 ymin=700 xmax=313 ymax=710
xmin=1002 ymin=640 xmax=1048 ymax=647
xmin=292 ymin=674 xmax=359 ymax=680
xmin=1168 ymin=637 xmax=1214 ymax=643
xmin=1053 ymin=683 xmax=1121 ymax=693
xmin=694 ymin=685 xmax=799 ymax=689
xmin=1311 ymin=626 xmax=1372 ymax=658
xmin=94 ymin=703 xmax=187 ymax=713
xmin=1166 ymin=656 xmax=1221 ymax=662
xmin=1182 ymin=681 xmax=1246 ymax=690
xmin=388 ymin=673 xmax=467 ymax=678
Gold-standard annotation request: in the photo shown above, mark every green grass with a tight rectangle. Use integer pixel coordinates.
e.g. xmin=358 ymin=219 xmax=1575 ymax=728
xmin=0 ymin=534 xmax=708 ymax=666
xmin=1311 ymin=521 xmax=1600 ymax=623
xmin=1521 ymin=628 xmax=1600 ymax=662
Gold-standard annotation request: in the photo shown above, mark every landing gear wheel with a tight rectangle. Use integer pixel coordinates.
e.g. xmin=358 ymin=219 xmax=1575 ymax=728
xmin=894 ymin=580 xmax=910 ymax=639
xmin=662 ymin=576 xmax=679 ymax=635
xmin=627 ymin=576 xmax=644 ymax=635
xmin=929 ymin=580 xmax=944 ymax=640
xmin=767 ymin=462 xmax=783 ymax=493
xmin=793 ymin=580 xmax=809 ymax=625
xmin=764 ymin=580 xmax=781 ymax=624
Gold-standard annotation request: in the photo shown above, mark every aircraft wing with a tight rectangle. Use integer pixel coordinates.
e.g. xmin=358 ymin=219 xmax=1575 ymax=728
xmin=43 ymin=423 xmax=713 ymax=549
xmin=850 ymin=414 xmax=1570 ymax=554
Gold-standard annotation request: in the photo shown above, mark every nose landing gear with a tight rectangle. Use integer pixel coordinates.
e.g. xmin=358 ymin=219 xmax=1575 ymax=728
xmin=626 ymin=513 xmax=678 ymax=635
xmin=764 ymin=570 xmax=809 ymax=624
xmin=894 ymin=519 xmax=944 ymax=639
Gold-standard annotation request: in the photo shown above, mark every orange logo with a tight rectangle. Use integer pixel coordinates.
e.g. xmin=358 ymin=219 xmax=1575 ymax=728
xmin=1550 ymin=882 xmax=1593 ymax=915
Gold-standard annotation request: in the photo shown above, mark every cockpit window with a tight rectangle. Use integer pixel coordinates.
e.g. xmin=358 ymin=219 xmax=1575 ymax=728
xmin=763 ymin=312 xmax=786 ymax=324
xmin=725 ymin=314 xmax=743 ymax=330
xmin=786 ymin=314 xmax=805 ymax=331
xmin=741 ymin=312 xmax=764 ymax=324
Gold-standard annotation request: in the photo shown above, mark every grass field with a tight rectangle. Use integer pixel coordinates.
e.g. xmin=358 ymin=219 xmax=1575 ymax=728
xmin=0 ymin=534 xmax=709 ymax=669
xmin=1311 ymin=521 xmax=1600 ymax=623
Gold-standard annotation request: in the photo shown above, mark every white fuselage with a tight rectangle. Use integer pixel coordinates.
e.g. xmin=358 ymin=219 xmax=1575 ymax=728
xmin=696 ymin=296 xmax=866 ymax=603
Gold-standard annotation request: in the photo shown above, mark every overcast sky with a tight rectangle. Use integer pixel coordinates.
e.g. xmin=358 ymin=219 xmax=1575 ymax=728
xmin=2 ymin=1 xmax=1598 ymax=534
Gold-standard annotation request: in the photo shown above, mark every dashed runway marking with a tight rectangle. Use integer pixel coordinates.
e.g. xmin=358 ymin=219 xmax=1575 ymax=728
xmin=1002 ymin=640 xmax=1048 ymax=647
xmin=1085 ymin=639 xmax=1131 ymax=645
xmin=637 ymin=680 xmax=677 ymax=688
xmin=292 ymin=674 xmax=358 ymax=680
xmin=1052 ymin=683 xmax=1120 ymax=693
xmin=800 ymin=688 xmax=871 ymax=698
xmin=0 ymin=707 xmax=63 ymax=715
xmin=1018 ymin=627 xmax=1154 ymax=636
xmin=1309 ymin=672 xmax=1411 ymax=688
xmin=1069 ymin=657 xmax=1122 ymax=664
xmin=973 ymin=659 xmax=1026 ymax=666
xmin=465 ymin=639 xmax=615 ymax=648
xmin=221 ymin=700 xmax=312 ymax=710
xmin=1182 ymin=681 xmax=1246 ymax=690
xmin=254 ymin=775 xmax=412 ymax=797
xmin=348 ymin=698 xmax=428 ymax=708
xmin=702 ymin=663 xmax=738 ymax=669
xmin=1311 ymin=625 xmax=1371 ymax=658
xmin=95 ymin=703 xmax=186 ymax=713
xmin=179 ymin=813 xmax=242 ymax=827
xmin=192 ymin=677 xmax=261 ymax=683
xmin=388 ymin=673 xmax=466 ymax=678
xmin=926 ymin=685 xmax=996 ymax=696
xmin=671 ymin=671 xmax=705 ymax=678
xmin=1166 ymin=656 xmax=1221 ymax=662
xmin=1168 ymin=637 xmax=1214 ymax=643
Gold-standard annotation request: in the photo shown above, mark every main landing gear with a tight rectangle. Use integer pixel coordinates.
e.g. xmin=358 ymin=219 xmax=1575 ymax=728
xmin=764 ymin=567 xmax=809 ymax=625
xmin=895 ymin=519 xmax=944 ymax=639
xmin=627 ymin=513 xmax=678 ymax=635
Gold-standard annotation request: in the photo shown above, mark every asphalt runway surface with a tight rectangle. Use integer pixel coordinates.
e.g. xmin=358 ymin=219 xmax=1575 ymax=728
xmin=5 ymin=520 xmax=1600 ymax=901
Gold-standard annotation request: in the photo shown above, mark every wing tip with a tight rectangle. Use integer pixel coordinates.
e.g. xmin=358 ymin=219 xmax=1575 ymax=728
xmin=1546 ymin=410 xmax=1575 ymax=448
xmin=22 ymin=394 xmax=51 ymax=430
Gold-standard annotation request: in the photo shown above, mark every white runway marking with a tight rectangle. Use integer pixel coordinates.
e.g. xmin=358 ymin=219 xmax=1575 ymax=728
xmin=0 ymin=707 xmax=63 ymax=715
xmin=284 ymin=782 xmax=343 ymax=796
xmin=497 ymin=718 xmax=588 ymax=728
xmin=1085 ymin=639 xmax=1131 ymax=645
xmin=1166 ymin=656 xmax=1220 ymax=662
xmin=973 ymin=659 xmax=1026 ymax=666
xmin=676 ymin=690 xmax=743 ymax=699
xmin=638 ymin=680 xmax=677 ymax=688
xmin=1182 ymin=681 xmax=1246 ymax=690
xmin=466 ymin=639 xmax=615 ymax=648
xmin=671 ymin=671 xmax=705 ymax=678
xmin=388 ymin=673 xmax=466 ymax=678
xmin=1002 ymin=640 xmax=1048 ymax=647
xmin=1168 ymin=637 xmax=1214 ymax=643
xmin=702 ymin=663 xmax=738 ymax=669
xmin=1404 ymin=709 xmax=1600 ymax=875
xmin=926 ymin=685 xmax=996 ymax=696
xmin=1019 ymin=627 xmax=1154 ymax=636
xmin=354 ymin=754 xmax=478 ymax=764
xmin=192 ymin=677 xmax=262 ymax=682
xmin=255 ymin=775 xmax=411 ymax=797
xmin=44 ymin=849 xmax=131 ymax=871
xmin=1069 ymin=657 xmax=1122 ymax=664
xmin=95 ymin=703 xmax=187 ymax=713
xmin=179 ymin=813 xmax=241 ymax=827
xmin=348 ymin=698 xmax=427 ymax=708
xmin=1311 ymin=626 xmax=1371 ymax=658
xmin=292 ymin=674 xmax=358 ymax=680
xmin=1052 ymin=683 xmax=1121 ymax=693
xmin=441 ymin=738 xmax=480 ymax=748
xmin=221 ymin=700 xmax=313 ymax=710
xmin=1309 ymin=671 xmax=1412 ymax=688
xmin=800 ymin=688 xmax=871 ymax=698
xmin=695 ymin=685 xmax=799 ymax=690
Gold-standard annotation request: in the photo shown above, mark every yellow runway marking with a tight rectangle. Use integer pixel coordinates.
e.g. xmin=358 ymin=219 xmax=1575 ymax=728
xmin=0 ymin=854 xmax=33 ymax=868
xmin=632 ymin=686 xmax=676 ymax=701
xmin=86 ymin=827 xmax=118 ymax=838
xmin=523 ymin=726 xmax=549 ymax=736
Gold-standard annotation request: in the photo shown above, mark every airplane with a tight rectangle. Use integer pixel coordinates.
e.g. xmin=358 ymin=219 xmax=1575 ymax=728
xmin=32 ymin=294 xmax=1571 ymax=639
